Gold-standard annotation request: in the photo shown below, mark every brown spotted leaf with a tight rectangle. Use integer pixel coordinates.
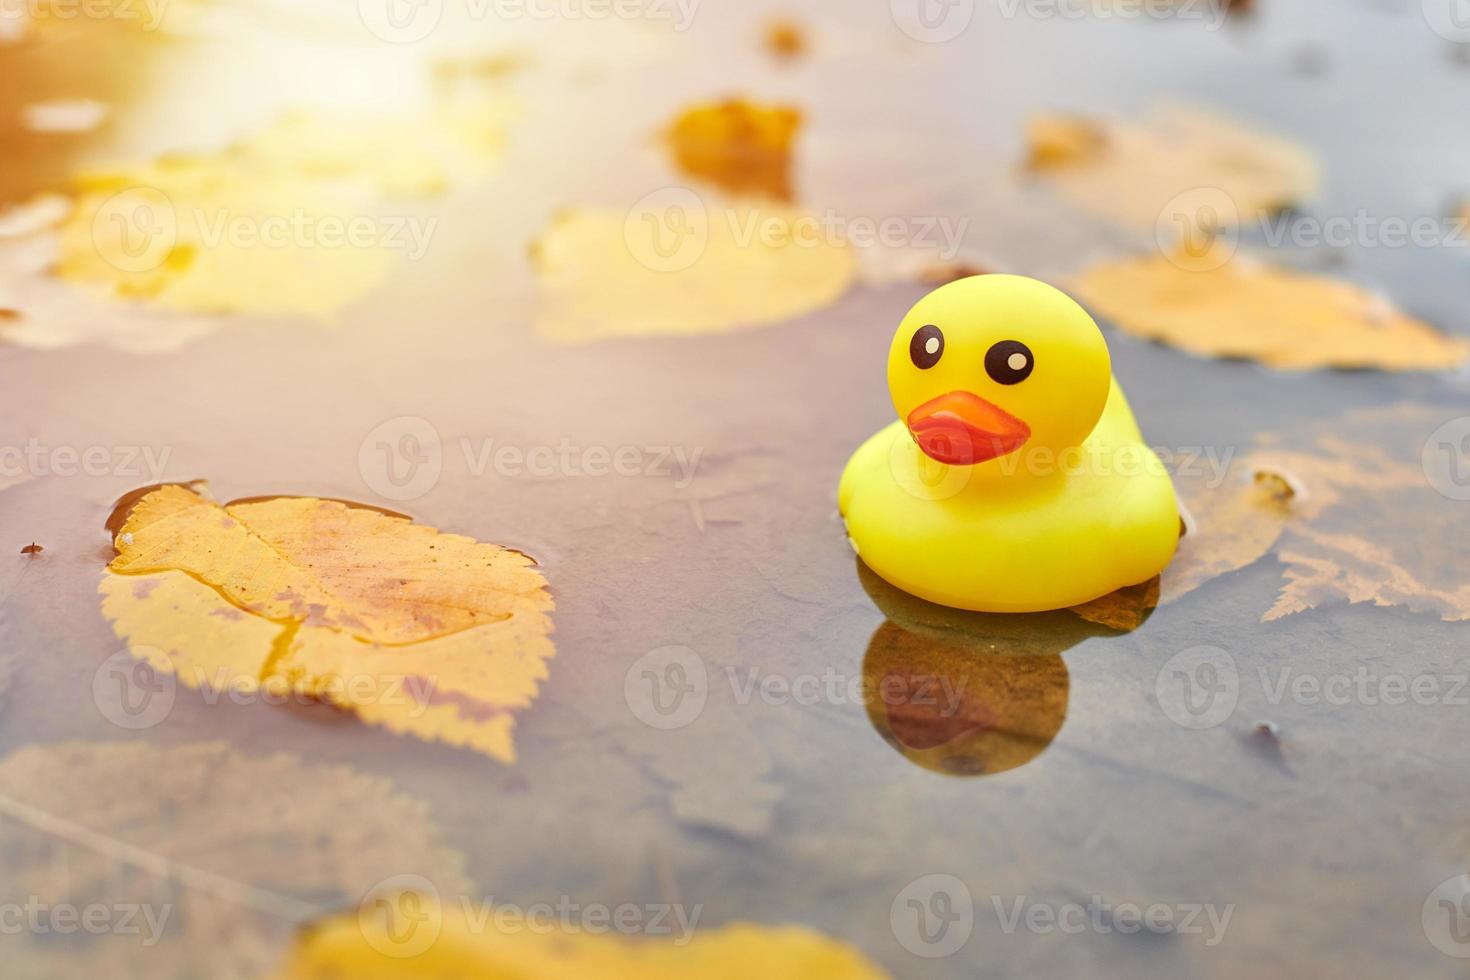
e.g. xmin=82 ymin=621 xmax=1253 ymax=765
xmin=101 ymin=484 xmax=555 ymax=762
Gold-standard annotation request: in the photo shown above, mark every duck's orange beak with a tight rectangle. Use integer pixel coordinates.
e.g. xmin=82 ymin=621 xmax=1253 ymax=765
xmin=906 ymin=391 xmax=1030 ymax=465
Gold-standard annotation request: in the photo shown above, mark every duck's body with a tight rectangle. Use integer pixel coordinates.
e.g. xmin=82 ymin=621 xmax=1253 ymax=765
xmin=840 ymin=375 xmax=1177 ymax=612
xmin=839 ymin=274 xmax=1179 ymax=613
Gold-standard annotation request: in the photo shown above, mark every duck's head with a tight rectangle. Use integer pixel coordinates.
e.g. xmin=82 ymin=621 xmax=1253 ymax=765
xmin=887 ymin=274 xmax=1111 ymax=467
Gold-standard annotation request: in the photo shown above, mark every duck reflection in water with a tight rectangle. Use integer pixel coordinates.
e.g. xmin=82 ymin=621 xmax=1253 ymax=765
xmin=857 ymin=560 xmax=1143 ymax=777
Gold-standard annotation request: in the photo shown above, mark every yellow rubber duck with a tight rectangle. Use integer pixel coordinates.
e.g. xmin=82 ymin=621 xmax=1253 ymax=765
xmin=838 ymin=274 xmax=1179 ymax=613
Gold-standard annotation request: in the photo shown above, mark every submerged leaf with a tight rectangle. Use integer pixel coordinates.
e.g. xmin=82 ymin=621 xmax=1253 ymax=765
xmin=100 ymin=484 xmax=555 ymax=762
xmin=531 ymin=202 xmax=854 ymax=342
xmin=1069 ymin=462 xmax=1294 ymax=627
xmin=665 ymin=99 xmax=802 ymax=202
xmin=281 ymin=903 xmax=888 ymax=979
xmin=1167 ymin=467 xmax=1294 ymax=600
xmin=1076 ymin=406 xmax=1470 ymax=624
xmin=0 ymin=740 xmax=467 ymax=979
xmin=1024 ymin=105 xmax=1317 ymax=232
xmin=1252 ymin=406 xmax=1470 ymax=622
xmin=1074 ymin=246 xmax=1469 ymax=370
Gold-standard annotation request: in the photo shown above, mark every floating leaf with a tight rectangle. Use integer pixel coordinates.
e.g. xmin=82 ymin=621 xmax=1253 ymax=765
xmin=47 ymin=105 xmax=508 ymax=321
xmin=100 ymin=484 xmax=555 ymax=762
xmin=665 ymin=99 xmax=802 ymax=202
xmin=1074 ymin=245 xmax=1469 ymax=370
xmin=57 ymin=161 xmax=396 ymax=319
xmin=281 ymin=903 xmax=888 ymax=980
xmin=531 ymin=202 xmax=854 ymax=342
xmin=0 ymin=740 xmax=467 ymax=979
xmin=1024 ymin=105 xmax=1318 ymax=232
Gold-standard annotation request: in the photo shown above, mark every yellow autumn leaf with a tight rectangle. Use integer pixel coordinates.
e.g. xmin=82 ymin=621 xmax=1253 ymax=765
xmin=0 ymin=196 xmax=220 ymax=352
xmin=53 ymin=105 xmax=510 ymax=319
xmin=1023 ymin=105 xmax=1318 ymax=232
xmin=58 ymin=161 xmax=395 ymax=319
xmin=280 ymin=902 xmax=888 ymax=980
xmin=1074 ymin=245 xmax=1469 ymax=370
xmin=100 ymin=484 xmax=555 ymax=762
xmin=531 ymin=201 xmax=855 ymax=342
xmin=665 ymin=99 xmax=802 ymax=202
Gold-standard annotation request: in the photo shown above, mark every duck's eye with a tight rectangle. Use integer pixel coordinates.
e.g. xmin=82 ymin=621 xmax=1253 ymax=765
xmin=910 ymin=324 xmax=944 ymax=369
xmin=985 ymin=340 xmax=1034 ymax=385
